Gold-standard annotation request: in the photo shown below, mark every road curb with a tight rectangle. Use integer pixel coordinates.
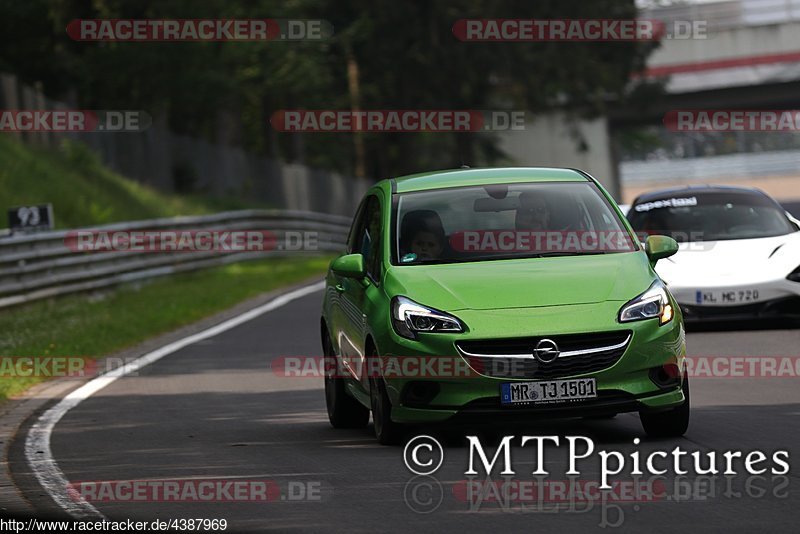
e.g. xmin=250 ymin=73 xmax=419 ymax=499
xmin=0 ymin=275 xmax=325 ymax=517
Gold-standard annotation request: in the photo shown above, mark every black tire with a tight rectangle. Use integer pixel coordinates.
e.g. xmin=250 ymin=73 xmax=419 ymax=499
xmin=369 ymin=375 xmax=403 ymax=445
xmin=323 ymin=331 xmax=369 ymax=429
xmin=640 ymin=376 xmax=690 ymax=438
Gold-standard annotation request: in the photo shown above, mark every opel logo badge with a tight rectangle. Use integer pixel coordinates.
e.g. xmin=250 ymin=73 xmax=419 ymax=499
xmin=534 ymin=338 xmax=560 ymax=364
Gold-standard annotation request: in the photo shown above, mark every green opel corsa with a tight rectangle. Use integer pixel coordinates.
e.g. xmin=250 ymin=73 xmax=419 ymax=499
xmin=321 ymin=167 xmax=688 ymax=444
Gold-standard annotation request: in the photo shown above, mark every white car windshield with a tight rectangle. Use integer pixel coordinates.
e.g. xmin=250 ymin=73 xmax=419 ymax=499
xmin=628 ymin=191 xmax=796 ymax=242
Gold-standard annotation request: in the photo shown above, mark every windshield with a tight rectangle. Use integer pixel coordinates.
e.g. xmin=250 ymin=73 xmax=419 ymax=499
xmin=393 ymin=182 xmax=636 ymax=265
xmin=627 ymin=191 xmax=796 ymax=242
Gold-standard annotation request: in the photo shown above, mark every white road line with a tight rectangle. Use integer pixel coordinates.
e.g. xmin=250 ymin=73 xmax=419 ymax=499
xmin=24 ymin=281 xmax=325 ymax=519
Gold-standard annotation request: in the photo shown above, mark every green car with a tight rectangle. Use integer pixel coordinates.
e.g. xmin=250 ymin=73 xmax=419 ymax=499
xmin=321 ymin=167 xmax=688 ymax=444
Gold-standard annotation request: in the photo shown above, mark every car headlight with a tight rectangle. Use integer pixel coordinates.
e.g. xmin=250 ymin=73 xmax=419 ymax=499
xmin=619 ymin=281 xmax=674 ymax=325
xmin=788 ymin=266 xmax=800 ymax=283
xmin=391 ymin=296 xmax=464 ymax=339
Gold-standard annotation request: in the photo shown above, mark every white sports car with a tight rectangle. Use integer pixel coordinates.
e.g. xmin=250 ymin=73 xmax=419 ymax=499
xmin=626 ymin=186 xmax=800 ymax=322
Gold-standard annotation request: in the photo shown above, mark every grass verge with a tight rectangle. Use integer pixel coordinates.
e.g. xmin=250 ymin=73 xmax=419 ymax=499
xmin=0 ymin=136 xmax=265 ymax=230
xmin=0 ymin=255 xmax=332 ymax=401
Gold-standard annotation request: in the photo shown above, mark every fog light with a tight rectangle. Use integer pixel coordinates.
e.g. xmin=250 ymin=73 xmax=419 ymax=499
xmin=401 ymin=381 xmax=440 ymax=406
xmin=662 ymin=363 xmax=681 ymax=379
xmin=650 ymin=363 xmax=681 ymax=389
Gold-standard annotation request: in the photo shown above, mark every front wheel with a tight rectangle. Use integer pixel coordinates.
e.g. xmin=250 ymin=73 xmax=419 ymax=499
xmin=325 ymin=373 xmax=370 ymax=428
xmin=323 ymin=332 xmax=369 ymax=429
xmin=640 ymin=376 xmax=690 ymax=438
xmin=369 ymin=376 xmax=404 ymax=445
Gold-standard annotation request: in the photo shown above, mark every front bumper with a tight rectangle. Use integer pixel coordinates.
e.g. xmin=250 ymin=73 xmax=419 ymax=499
xmin=373 ymin=300 xmax=687 ymax=424
xmin=393 ymin=387 xmax=684 ymax=424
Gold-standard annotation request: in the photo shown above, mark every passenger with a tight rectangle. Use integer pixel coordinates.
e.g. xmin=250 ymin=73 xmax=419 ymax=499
xmin=408 ymin=228 xmax=444 ymax=261
xmin=400 ymin=210 xmax=446 ymax=261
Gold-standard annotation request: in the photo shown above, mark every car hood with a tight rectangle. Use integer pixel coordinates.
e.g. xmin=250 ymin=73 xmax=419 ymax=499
xmin=384 ymin=252 xmax=654 ymax=312
xmin=656 ymin=233 xmax=800 ymax=286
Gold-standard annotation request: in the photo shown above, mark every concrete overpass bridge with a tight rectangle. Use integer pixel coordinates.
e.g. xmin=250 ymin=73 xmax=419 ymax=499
xmin=617 ymin=0 xmax=800 ymax=121
xmin=498 ymin=0 xmax=800 ymax=201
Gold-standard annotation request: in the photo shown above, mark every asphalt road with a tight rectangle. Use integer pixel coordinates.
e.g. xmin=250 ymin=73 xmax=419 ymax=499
xmin=10 ymin=287 xmax=800 ymax=532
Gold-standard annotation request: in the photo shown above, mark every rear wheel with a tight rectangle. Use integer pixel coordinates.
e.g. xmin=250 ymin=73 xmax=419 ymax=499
xmin=323 ymin=331 xmax=369 ymax=429
xmin=640 ymin=376 xmax=690 ymax=438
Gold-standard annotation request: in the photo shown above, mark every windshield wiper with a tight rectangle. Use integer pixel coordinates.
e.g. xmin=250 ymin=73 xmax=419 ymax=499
xmin=402 ymin=250 xmax=618 ymax=265
xmin=405 ymin=257 xmax=464 ymax=265
xmin=466 ymin=251 xmax=613 ymax=260
xmin=535 ymin=251 xmax=612 ymax=257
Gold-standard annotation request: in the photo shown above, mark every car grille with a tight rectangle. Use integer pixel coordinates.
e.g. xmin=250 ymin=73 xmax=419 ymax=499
xmin=456 ymin=331 xmax=632 ymax=380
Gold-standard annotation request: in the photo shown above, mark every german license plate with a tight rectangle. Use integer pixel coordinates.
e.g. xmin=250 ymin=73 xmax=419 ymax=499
xmin=695 ymin=289 xmax=760 ymax=306
xmin=501 ymin=378 xmax=597 ymax=405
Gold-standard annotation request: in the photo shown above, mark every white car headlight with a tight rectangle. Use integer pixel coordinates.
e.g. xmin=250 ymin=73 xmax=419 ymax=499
xmin=391 ymin=296 xmax=464 ymax=339
xmin=619 ymin=281 xmax=674 ymax=325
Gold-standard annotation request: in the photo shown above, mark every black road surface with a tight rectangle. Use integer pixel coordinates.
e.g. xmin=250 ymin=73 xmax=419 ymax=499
xmin=10 ymin=288 xmax=800 ymax=532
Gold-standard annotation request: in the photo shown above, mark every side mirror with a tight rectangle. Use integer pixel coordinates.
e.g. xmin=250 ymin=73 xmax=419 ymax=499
xmin=331 ymin=253 xmax=365 ymax=278
xmin=645 ymin=235 xmax=679 ymax=265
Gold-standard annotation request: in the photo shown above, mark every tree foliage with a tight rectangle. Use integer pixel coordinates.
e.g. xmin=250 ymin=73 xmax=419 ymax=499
xmin=0 ymin=0 xmax=653 ymax=178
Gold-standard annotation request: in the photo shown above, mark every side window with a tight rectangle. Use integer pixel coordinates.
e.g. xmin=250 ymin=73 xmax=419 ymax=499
xmin=363 ymin=196 xmax=383 ymax=282
xmin=346 ymin=195 xmax=383 ymax=282
xmin=346 ymin=200 xmax=368 ymax=254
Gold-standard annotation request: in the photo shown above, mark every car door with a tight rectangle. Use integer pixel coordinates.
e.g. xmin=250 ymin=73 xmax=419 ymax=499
xmin=326 ymin=197 xmax=366 ymax=363
xmin=337 ymin=193 xmax=384 ymax=390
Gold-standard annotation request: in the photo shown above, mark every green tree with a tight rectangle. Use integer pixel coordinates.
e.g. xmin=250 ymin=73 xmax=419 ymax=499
xmin=0 ymin=0 xmax=656 ymax=179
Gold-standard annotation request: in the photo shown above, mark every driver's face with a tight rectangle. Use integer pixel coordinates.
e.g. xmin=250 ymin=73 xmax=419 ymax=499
xmin=517 ymin=198 xmax=550 ymax=230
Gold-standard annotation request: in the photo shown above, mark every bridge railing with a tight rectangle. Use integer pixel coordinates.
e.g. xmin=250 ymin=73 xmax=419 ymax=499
xmin=642 ymin=0 xmax=800 ymax=30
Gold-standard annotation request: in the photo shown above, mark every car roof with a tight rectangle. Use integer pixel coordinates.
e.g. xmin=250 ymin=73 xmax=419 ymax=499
xmin=632 ymin=184 xmax=769 ymax=205
xmin=390 ymin=167 xmax=589 ymax=193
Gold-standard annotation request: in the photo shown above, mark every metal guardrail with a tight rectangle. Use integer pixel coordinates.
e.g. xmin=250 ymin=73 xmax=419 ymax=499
xmin=0 ymin=210 xmax=351 ymax=309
